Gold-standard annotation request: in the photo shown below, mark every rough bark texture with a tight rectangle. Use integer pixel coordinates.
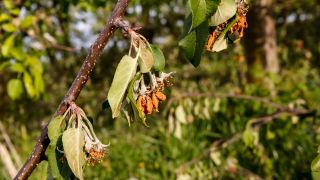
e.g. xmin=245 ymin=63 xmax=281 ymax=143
xmin=244 ymin=0 xmax=279 ymax=75
xmin=14 ymin=0 xmax=131 ymax=179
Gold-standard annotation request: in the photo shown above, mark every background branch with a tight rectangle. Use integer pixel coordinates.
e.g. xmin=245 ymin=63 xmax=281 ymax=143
xmin=14 ymin=0 xmax=131 ymax=179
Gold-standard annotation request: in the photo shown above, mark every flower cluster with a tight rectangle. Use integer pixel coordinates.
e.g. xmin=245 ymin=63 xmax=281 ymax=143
xmin=135 ymin=72 xmax=173 ymax=116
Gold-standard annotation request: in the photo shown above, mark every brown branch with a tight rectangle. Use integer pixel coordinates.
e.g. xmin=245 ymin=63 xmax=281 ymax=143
xmin=14 ymin=0 xmax=131 ymax=179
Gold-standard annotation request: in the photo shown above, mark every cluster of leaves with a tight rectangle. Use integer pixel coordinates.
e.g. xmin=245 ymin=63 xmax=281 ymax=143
xmin=179 ymin=0 xmax=248 ymax=67
xmin=0 ymin=0 xmax=45 ymax=100
xmin=47 ymin=103 xmax=108 ymax=179
xmin=106 ymin=29 xmax=171 ymax=126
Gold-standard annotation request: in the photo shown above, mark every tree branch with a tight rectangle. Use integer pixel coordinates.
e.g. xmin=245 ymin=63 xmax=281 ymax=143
xmin=14 ymin=0 xmax=131 ymax=179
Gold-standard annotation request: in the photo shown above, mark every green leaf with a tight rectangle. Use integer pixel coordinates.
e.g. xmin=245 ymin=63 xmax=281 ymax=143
xmin=150 ymin=45 xmax=165 ymax=71
xmin=11 ymin=47 xmax=25 ymax=60
xmin=209 ymin=35 xmax=228 ymax=52
xmin=47 ymin=135 xmax=72 ymax=180
xmin=189 ymin=0 xmax=207 ymax=30
xmin=34 ymin=73 xmax=45 ymax=94
xmin=107 ymin=55 xmax=138 ymax=118
xmin=179 ymin=21 xmax=209 ymax=67
xmin=62 ymin=128 xmax=85 ymax=180
xmin=127 ymin=74 xmax=146 ymax=125
xmin=0 ymin=14 xmax=11 ymax=23
xmin=48 ymin=116 xmax=65 ymax=140
xmin=10 ymin=63 xmax=25 ymax=73
xmin=206 ymin=0 xmax=220 ymax=17
xmin=209 ymin=0 xmax=237 ymax=26
xmin=2 ymin=23 xmax=16 ymax=32
xmin=312 ymin=155 xmax=320 ymax=172
xmin=1 ymin=34 xmax=15 ymax=57
xmin=138 ymin=45 xmax=154 ymax=73
xmin=242 ymin=128 xmax=259 ymax=147
xmin=23 ymin=72 xmax=36 ymax=98
xmin=7 ymin=79 xmax=23 ymax=100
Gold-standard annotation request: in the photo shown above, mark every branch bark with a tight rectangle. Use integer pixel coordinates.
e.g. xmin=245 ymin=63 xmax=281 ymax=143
xmin=14 ymin=0 xmax=131 ymax=179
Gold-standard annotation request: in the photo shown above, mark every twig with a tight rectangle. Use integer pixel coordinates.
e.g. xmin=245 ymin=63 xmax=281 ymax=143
xmin=14 ymin=0 xmax=131 ymax=179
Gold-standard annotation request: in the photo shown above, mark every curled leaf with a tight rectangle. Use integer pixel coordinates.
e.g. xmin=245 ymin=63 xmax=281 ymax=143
xmin=107 ymin=55 xmax=138 ymax=118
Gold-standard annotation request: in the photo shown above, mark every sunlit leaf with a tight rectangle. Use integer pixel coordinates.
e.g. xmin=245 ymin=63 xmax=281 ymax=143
xmin=62 ymin=128 xmax=85 ymax=180
xmin=2 ymin=23 xmax=16 ymax=32
xmin=23 ymin=72 xmax=36 ymax=98
xmin=107 ymin=55 xmax=137 ymax=118
xmin=209 ymin=0 xmax=237 ymax=26
xmin=7 ymin=79 xmax=23 ymax=100
xmin=20 ymin=16 xmax=34 ymax=29
xmin=1 ymin=34 xmax=15 ymax=57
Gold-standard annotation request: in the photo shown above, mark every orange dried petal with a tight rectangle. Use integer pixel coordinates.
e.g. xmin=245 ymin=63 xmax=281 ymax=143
xmin=145 ymin=96 xmax=153 ymax=114
xmin=155 ymin=91 xmax=166 ymax=101
xmin=152 ymin=92 xmax=159 ymax=112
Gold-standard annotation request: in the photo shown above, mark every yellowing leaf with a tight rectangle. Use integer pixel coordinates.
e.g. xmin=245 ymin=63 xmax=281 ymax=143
xmin=209 ymin=0 xmax=237 ymax=26
xmin=23 ymin=72 xmax=36 ymax=98
xmin=62 ymin=128 xmax=85 ymax=180
xmin=108 ymin=55 xmax=137 ymax=118
xmin=7 ymin=79 xmax=23 ymax=100
xmin=139 ymin=45 xmax=154 ymax=73
xmin=1 ymin=34 xmax=15 ymax=57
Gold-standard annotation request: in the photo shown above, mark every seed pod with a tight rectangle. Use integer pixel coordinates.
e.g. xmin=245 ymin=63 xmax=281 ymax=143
xmin=137 ymin=96 xmax=145 ymax=114
xmin=152 ymin=92 xmax=159 ymax=112
xmin=145 ymin=96 xmax=153 ymax=114
xmin=155 ymin=91 xmax=166 ymax=101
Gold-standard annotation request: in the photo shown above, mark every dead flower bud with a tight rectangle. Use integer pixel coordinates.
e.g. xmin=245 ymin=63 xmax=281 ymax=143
xmin=145 ymin=96 xmax=153 ymax=114
xmin=137 ymin=96 xmax=145 ymax=113
xmin=155 ymin=91 xmax=166 ymax=101
xmin=152 ymin=93 xmax=159 ymax=112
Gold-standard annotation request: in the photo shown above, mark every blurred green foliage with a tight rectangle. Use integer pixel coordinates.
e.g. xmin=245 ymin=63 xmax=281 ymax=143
xmin=0 ymin=0 xmax=320 ymax=179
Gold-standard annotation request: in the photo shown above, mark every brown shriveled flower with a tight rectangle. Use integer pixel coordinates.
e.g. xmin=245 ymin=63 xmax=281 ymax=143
xmin=86 ymin=147 xmax=107 ymax=166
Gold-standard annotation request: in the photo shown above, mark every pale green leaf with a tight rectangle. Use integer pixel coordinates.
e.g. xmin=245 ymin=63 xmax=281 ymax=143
xmin=48 ymin=116 xmax=65 ymax=140
xmin=150 ymin=45 xmax=165 ymax=71
xmin=138 ymin=45 xmax=154 ymax=73
xmin=209 ymin=0 xmax=237 ymax=26
xmin=1 ymin=34 xmax=15 ymax=57
xmin=62 ymin=128 xmax=85 ymax=180
xmin=23 ymin=72 xmax=36 ymax=97
xmin=7 ymin=79 xmax=23 ymax=100
xmin=209 ymin=35 xmax=228 ymax=52
xmin=108 ymin=55 xmax=137 ymax=118
xmin=189 ymin=0 xmax=207 ymax=30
